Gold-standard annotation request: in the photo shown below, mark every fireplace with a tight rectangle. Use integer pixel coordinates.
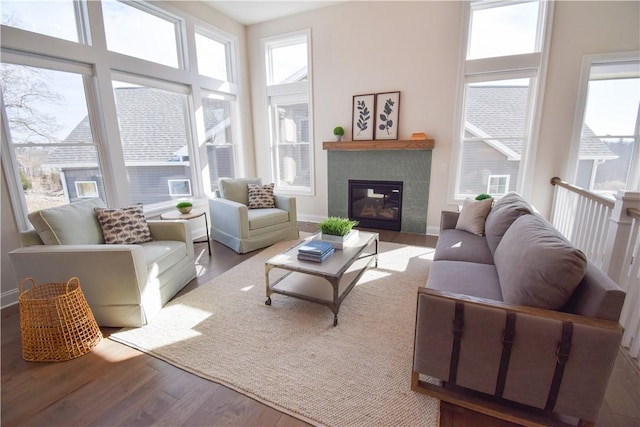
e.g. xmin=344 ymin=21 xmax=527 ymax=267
xmin=348 ymin=180 xmax=403 ymax=231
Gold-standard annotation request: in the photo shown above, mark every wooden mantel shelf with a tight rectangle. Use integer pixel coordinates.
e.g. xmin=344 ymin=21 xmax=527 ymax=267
xmin=322 ymin=139 xmax=434 ymax=151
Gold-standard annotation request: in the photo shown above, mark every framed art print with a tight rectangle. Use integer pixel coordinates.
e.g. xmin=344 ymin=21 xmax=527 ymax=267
xmin=352 ymin=94 xmax=375 ymax=140
xmin=374 ymin=91 xmax=400 ymax=140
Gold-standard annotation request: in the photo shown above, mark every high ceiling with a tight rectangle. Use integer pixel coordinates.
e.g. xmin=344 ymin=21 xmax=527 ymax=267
xmin=203 ymin=1 xmax=345 ymax=25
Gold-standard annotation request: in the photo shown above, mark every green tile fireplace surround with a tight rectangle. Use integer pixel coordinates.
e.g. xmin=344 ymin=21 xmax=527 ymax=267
xmin=327 ymin=150 xmax=431 ymax=234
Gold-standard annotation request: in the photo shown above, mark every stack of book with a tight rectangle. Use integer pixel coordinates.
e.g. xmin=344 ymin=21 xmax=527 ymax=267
xmin=297 ymin=240 xmax=335 ymax=263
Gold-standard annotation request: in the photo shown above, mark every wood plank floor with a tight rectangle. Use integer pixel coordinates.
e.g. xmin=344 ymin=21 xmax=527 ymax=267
xmin=2 ymin=223 xmax=638 ymax=427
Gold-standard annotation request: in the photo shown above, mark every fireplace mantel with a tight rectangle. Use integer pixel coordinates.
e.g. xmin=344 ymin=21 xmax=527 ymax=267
xmin=322 ymin=139 xmax=434 ymax=151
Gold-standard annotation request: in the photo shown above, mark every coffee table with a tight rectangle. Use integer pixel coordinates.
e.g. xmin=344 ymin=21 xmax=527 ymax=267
xmin=264 ymin=231 xmax=379 ymax=326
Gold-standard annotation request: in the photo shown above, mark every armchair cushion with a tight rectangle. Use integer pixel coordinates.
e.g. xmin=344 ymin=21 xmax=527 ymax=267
xmin=220 ymin=177 xmax=261 ymax=205
xmin=94 ymin=203 xmax=153 ymax=244
xmin=28 ymin=198 xmax=106 ymax=245
xmin=248 ymin=183 xmax=275 ymax=209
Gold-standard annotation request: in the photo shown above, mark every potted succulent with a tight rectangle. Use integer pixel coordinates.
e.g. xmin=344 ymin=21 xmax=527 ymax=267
xmin=319 ymin=216 xmax=359 ymax=249
xmin=333 ymin=126 xmax=345 ymax=142
xmin=176 ymin=201 xmax=193 ymax=214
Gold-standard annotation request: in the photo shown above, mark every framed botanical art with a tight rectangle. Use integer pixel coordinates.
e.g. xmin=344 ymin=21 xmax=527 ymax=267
xmin=374 ymin=91 xmax=400 ymax=140
xmin=352 ymin=94 xmax=375 ymax=140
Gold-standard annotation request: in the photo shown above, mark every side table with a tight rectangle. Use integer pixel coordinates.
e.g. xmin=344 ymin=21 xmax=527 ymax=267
xmin=160 ymin=208 xmax=211 ymax=256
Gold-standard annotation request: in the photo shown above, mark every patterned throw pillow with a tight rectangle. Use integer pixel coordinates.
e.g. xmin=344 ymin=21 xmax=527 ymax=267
xmin=94 ymin=203 xmax=153 ymax=244
xmin=247 ymin=183 xmax=275 ymax=209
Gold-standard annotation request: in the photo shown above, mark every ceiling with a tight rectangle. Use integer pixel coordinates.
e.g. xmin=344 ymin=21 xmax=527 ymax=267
xmin=203 ymin=1 xmax=345 ymax=25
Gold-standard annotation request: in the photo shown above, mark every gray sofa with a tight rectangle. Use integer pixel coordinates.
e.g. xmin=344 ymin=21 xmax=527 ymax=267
xmin=9 ymin=198 xmax=197 ymax=327
xmin=412 ymin=193 xmax=626 ymax=426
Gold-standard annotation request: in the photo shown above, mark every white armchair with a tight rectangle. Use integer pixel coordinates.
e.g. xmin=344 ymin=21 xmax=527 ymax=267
xmin=209 ymin=178 xmax=299 ymax=253
xmin=9 ymin=199 xmax=197 ymax=327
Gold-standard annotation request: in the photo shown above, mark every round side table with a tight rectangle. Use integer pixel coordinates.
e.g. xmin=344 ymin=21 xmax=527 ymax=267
xmin=160 ymin=208 xmax=211 ymax=256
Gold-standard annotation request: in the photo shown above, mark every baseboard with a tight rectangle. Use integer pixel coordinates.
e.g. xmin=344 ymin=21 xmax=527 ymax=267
xmin=1 ymin=288 xmax=19 ymax=309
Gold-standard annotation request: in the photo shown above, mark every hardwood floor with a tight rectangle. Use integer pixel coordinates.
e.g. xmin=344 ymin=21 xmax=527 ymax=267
xmin=2 ymin=223 xmax=638 ymax=427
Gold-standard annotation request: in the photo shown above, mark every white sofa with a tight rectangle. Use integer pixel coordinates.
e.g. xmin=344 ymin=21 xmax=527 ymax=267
xmin=9 ymin=198 xmax=197 ymax=327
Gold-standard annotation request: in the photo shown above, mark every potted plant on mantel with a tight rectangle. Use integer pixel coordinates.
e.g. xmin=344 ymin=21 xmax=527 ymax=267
xmin=333 ymin=126 xmax=345 ymax=142
xmin=318 ymin=216 xmax=359 ymax=249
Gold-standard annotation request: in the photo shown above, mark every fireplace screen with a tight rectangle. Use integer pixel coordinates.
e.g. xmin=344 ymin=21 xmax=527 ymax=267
xmin=348 ymin=180 xmax=403 ymax=231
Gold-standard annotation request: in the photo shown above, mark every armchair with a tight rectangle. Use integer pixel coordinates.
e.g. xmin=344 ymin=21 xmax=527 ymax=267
xmin=9 ymin=198 xmax=197 ymax=327
xmin=209 ymin=177 xmax=299 ymax=253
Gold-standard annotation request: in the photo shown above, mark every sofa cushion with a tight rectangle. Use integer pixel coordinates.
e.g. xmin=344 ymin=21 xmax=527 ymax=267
xmin=494 ymin=215 xmax=588 ymax=309
xmin=485 ymin=192 xmax=533 ymax=255
xmin=219 ymin=178 xmax=262 ymax=206
xmin=455 ymin=197 xmax=493 ymax=236
xmin=248 ymin=208 xmax=289 ymax=230
xmin=434 ymin=229 xmax=494 ymax=265
xmin=427 ymin=260 xmax=503 ymax=301
xmin=94 ymin=204 xmax=154 ymax=244
xmin=248 ymin=183 xmax=275 ymax=209
xmin=28 ymin=198 xmax=106 ymax=245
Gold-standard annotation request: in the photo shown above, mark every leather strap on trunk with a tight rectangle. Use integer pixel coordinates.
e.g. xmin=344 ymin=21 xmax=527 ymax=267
xmin=495 ymin=311 xmax=516 ymax=397
xmin=545 ymin=321 xmax=573 ymax=411
xmin=448 ymin=302 xmax=465 ymax=384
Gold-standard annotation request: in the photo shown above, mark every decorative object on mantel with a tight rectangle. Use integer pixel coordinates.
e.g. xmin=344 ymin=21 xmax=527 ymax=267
xmin=332 ymin=126 xmax=344 ymax=142
xmin=411 ymin=132 xmax=428 ymax=140
xmin=176 ymin=201 xmax=193 ymax=214
xmin=352 ymin=93 xmax=375 ymax=140
xmin=375 ymin=91 xmax=400 ymax=140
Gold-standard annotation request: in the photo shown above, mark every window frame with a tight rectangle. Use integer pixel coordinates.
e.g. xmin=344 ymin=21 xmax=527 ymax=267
xmin=487 ymin=174 xmax=511 ymax=196
xmin=567 ymin=51 xmax=640 ymax=193
xmin=449 ymin=0 xmax=553 ymax=203
xmin=262 ymin=29 xmax=314 ymax=196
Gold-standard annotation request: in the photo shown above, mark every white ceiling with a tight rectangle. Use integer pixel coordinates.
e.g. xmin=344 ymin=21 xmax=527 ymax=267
xmin=203 ymin=1 xmax=345 ymax=25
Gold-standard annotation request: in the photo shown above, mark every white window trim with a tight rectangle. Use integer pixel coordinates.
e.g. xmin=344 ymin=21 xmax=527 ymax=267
xmin=567 ymin=51 xmax=640 ymax=190
xmin=448 ymin=0 xmax=554 ymax=204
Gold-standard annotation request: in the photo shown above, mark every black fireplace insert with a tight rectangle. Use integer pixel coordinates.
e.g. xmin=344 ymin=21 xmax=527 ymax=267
xmin=348 ymin=180 xmax=403 ymax=231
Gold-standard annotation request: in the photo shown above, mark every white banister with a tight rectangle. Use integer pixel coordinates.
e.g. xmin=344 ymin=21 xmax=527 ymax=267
xmin=551 ymin=179 xmax=640 ymax=366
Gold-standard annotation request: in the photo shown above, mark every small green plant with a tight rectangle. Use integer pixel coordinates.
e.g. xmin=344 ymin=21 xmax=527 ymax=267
xmin=176 ymin=201 xmax=193 ymax=208
xmin=320 ymin=217 xmax=358 ymax=236
xmin=333 ymin=126 xmax=345 ymax=136
xmin=475 ymin=193 xmax=492 ymax=201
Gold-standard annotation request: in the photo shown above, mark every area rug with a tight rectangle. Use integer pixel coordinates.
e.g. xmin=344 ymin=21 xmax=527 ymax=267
xmin=110 ymin=238 xmax=439 ymax=426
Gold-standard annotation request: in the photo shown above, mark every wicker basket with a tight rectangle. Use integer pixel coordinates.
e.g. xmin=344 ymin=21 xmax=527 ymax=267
xmin=18 ymin=277 xmax=102 ymax=362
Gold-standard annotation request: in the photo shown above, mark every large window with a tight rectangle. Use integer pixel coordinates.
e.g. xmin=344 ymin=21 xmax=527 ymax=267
xmin=453 ymin=0 xmax=550 ymax=199
xmin=571 ymin=56 xmax=640 ymax=194
xmin=263 ymin=31 xmax=313 ymax=193
xmin=1 ymin=61 xmax=105 ymax=213
xmin=2 ymin=0 xmax=240 ymax=228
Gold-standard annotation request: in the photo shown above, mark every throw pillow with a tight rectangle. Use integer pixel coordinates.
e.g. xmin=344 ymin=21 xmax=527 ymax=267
xmin=248 ymin=183 xmax=275 ymax=209
xmin=28 ymin=198 xmax=106 ymax=245
xmin=484 ymin=192 xmax=533 ymax=255
xmin=94 ymin=203 xmax=153 ymax=244
xmin=494 ymin=214 xmax=588 ymax=309
xmin=455 ymin=197 xmax=493 ymax=236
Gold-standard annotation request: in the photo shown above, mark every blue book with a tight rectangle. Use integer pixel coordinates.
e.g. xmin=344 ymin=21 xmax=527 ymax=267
xmin=297 ymin=247 xmax=335 ymax=262
xmin=298 ymin=240 xmax=335 ymax=256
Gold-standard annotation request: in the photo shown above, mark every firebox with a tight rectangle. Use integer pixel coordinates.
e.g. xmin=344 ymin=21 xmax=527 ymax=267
xmin=348 ymin=180 xmax=403 ymax=231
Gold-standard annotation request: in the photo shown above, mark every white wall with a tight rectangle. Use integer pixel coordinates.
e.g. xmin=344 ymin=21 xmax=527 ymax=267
xmin=247 ymin=1 xmax=464 ymax=230
xmin=246 ymin=1 xmax=640 ymax=233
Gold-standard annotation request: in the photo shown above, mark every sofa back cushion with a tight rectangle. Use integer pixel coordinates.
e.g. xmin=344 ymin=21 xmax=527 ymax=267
xmin=494 ymin=214 xmax=588 ymax=309
xmin=28 ymin=198 xmax=106 ymax=245
xmin=219 ymin=177 xmax=262 ymax=206
xmin=484 ymin=192 xmax=533 ymax=255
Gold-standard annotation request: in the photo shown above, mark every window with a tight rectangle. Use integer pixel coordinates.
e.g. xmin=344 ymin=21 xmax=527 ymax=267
xmin=195 ymin=29 xmax=229 ymax=81
xmin=453 ymin=0 xmax=551 ymax=200
xmin=202 ymin=92 xmax=237 ymax=189
xmin=1 ymin=62 xmax=105 ymax=213
xmin=571 ymin=56 xmax=640 ymax=194
xmin=111 ymin=79 xmax=193 ymax=204
xmin=101 ymin=0 xmax=181 ymax=68
xmin=1 ymin=0 xmax=85 ymax=43
xmin=263 ymin=31 xmax=313 ymax=193
xmin=487 ymin=175 xmax=510 ymax=195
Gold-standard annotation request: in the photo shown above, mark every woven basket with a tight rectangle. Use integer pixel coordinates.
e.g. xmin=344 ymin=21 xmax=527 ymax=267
xmin=18 ymin=277 xmax=102 ymax=362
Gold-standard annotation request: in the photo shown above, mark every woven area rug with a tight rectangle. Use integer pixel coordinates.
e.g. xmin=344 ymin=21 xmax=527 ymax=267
xmin=110 ymin=238 xmax=439 ymax=426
